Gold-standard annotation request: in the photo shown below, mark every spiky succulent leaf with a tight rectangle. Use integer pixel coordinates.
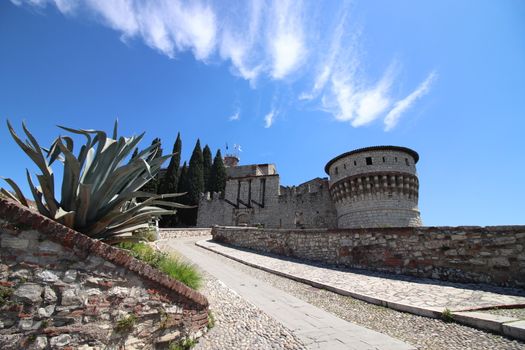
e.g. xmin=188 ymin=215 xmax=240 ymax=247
xmin=5 ymin=121 xmax=184 ymax=243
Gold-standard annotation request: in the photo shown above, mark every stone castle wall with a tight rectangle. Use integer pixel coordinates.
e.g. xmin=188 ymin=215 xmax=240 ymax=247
xmin=197 ymin=176 xmax=336 ymax=229
xmin=0 ymin=199 xmax=209 ymax=350
xmin=197 ymin=146 xmax=423 ymax=230
xmin=212 ymin=225 xmax=525 ymax=288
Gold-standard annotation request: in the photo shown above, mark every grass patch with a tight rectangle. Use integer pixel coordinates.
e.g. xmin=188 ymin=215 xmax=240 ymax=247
xmin=115 ymin=314 xmax=137 ymax=333
xmin=169 ymin=338 xmax=197 ymax=350
xmin=118 ymin=242 xmax=202 ymax=290
xmin=0 ymin=286 xmax=13 ymax=306
xmin=441 ymin=308 xmax=454 ymax=323
xmin=207 ymin=311 xmax=215 ymax=329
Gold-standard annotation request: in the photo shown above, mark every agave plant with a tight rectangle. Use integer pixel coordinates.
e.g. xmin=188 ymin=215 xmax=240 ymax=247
xmin=1 ymin=120 xmax=187 ymax=244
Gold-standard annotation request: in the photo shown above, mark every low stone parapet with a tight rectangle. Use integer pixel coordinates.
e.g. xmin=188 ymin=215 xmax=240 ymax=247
xmin=212 ymin=225 xmax=525 ymax=288
xmin=159 ymin=228 xmax=212 ymax=240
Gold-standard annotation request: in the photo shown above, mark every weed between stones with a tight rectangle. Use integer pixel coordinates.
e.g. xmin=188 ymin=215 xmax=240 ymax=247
xmin=115 ymin=315 xmax=137 ymax=333
xmin=441 ymin=308 xmax=454 ymax=323
xmin=169 ymin=337 xmax=197 ymax=350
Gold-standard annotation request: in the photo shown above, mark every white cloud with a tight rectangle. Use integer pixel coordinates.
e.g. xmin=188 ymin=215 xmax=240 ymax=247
xmin=321 ymin=61 xmax=396 ymax=127
xmin=264 ymin=110 xmax=276 ymax=128
xmin=229 ymin=110 xmax=240 ymax=121
xmin=11 ymin=0 xmax=436 ymax=130
xmin=268 ymin=0 xmax=306 ymax=79
xmin=384 ymin=71 xmax=437 ymax=131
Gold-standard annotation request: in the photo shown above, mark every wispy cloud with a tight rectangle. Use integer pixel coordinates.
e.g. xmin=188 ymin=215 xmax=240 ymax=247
xmin=384 ymin=71 xmax=437 ymax=131
xmin=228 ymin=109 xmax=240 ymax=121
xmin=264 ymin=109 xmax=276 ymax=128
xmin=268 ymin=0 xmax=306 ymax=80
xmin=12 ymin=0 xmax=436 ymax=130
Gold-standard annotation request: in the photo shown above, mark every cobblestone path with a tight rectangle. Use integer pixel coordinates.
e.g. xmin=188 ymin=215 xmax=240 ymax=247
xmin=158 ymin=238 xmax=414 ymax=350
xmin=197 ymin=239 xmax=525 ymax=311
xmin=194 ymin=238 xmax=525 ymax=350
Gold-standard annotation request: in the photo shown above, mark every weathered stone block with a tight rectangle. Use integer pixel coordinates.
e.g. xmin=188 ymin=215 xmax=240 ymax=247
xmin=50 ymin=334 xmax=72 ymax=347
xmin=1 ymin=236 xmax=29 ymax=249
xmin=13 ymin=283 xmax=43 ymax=304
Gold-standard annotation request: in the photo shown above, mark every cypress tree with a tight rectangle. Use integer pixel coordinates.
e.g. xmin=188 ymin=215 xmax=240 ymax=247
xmin=159 ymin=133 xmax=182 ymax=226
xmin=159 ymin=132 xmax=182 ymax=195
xmin=185 ymin=140 xmax=204 ymax=226
xmin=177 ymin=161 xmax=190 ymax=225
xmin=202 ymin=145 xmax=212 ymax=193
xmin=210 ymin=149 xmax=227 ymax=197
xmin=187 ymin=139 xmax=204 ymax=206
xmin=177 ymin=162 xmax=189 ymax=200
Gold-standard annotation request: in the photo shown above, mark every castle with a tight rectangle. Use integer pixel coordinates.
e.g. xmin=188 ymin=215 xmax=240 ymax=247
xmin=197 ymin=146 xmax=422 ymax=229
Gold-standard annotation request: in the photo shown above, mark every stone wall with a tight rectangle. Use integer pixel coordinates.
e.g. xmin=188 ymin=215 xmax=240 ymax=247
xmin=212 ymin=225 xmax=525 ymax=288
xmin=158 ymin=228 xmax=211 ymax=240
xmin=0 ymin=198 xmax=209 ymax=350
xmin=197 ymin=176 xmax=337 ymax=229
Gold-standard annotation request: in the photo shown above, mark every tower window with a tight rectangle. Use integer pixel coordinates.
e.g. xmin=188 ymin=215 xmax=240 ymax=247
xmin=343 ymin=163 xmax=346 ymax=169
xmin=405 ymin=158 xmax=410 ymax=166
xmin=382 ymin=157 xmax=385 ymax=163
xmin=395 ymin=157 xmax=398 ymax=162
xmin=334 ymin=167 xmax=339 ymax=175
xmin=354 ymin=160 xmax=357 ymax=166
xmin=366 ymin=157 xmax=372 ymax=165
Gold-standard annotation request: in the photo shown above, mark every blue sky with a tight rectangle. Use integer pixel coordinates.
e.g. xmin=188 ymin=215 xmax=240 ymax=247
xmin=1 ymin=0 xmax=524 ymax=226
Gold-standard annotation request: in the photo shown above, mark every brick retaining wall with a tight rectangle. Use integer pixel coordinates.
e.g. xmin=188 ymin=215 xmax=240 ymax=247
xmin=0 ymin=198 xmax=209 ymax=349
xmin=212 ymin=225 xmax=525 ymax=288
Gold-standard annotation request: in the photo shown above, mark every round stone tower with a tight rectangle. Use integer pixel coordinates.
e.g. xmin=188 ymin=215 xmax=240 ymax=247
xmin=325 ymin=146 xmax=422 ymax=228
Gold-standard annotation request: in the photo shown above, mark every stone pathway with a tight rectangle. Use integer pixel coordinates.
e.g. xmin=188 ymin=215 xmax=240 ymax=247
xmin=196 ymin=238 xmax=525 ymax=342
xmin=194 ymin=272 xmax=306 ymax=349
xmin=158 ymin=238 xmax=415 ymax=350
xmin=177 ymin=237 xmax=525 ymax=350
xmin=196 ymin=239 xmax=525 ymax=312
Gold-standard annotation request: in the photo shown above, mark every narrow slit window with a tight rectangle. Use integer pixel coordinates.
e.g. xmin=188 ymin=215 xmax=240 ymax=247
xmin=354 ymin=160 xmax=357 ymax=166
xmin=405 ymin=158 xmax=410 ymax=166
xmin=366 ymin=157 xmax=372 ymax=165
xmin=335 ymin=167 xmax=339 ymax=175
xmin=382 ymin=157 xmax=385 ymax=163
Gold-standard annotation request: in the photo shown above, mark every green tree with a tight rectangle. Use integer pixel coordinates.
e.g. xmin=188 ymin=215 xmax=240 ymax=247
xmin=177 ymin=161 xmax=191 ymax=225
xmin=159 ymin=132 xmax=182 ymax=195
xmin=159 ymin=133 xmax=182 ymax=226
xmin=187 ymin=139 xmax=204 ymax=205
xmin=210 ymin=149 xmax=227 ymax=197
xmin=202 ymin=145 xmax=212 ymax=193
xmin=177 ymin=162 xmax=189 ymax=198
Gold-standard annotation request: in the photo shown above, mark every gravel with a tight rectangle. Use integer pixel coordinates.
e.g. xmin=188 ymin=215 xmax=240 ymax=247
xmin=197 ymin=244 xmax=525 ymax=350
xmin=194 ymin=270 xmax=306 ymax=350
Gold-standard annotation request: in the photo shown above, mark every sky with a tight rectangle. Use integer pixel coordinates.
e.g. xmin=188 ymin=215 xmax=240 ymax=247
xmin=1 ymin=0 xmax=524 ymax=226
